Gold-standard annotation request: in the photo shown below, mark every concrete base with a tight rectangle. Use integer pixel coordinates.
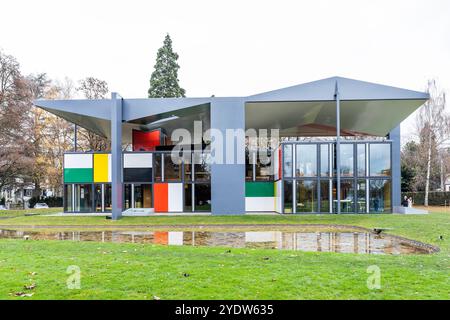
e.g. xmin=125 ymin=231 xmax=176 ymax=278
xmin=123 ymin=208 xmax=155 ymax=215
xmin=393 ymin=206 xmax=429 ymax=214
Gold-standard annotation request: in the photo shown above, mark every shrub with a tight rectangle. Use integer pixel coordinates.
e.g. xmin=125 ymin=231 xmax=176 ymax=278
xmin=29 ymin=196 xmax=63 ymax=208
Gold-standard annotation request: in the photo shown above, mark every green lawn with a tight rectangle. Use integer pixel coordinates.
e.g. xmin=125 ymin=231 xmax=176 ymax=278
xmin=0 ymin=210 xmax=448 ymax=300
xmin=0 ymin=208 xmax=61 ymax=218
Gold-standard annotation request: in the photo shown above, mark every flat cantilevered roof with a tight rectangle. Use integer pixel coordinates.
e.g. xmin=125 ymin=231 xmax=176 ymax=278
xmin=34 ymin=76 xmax=429 ymax=140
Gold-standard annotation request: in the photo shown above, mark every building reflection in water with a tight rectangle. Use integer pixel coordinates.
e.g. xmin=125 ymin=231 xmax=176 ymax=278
xmin=0 ymin=229 xmax=426 ymax=255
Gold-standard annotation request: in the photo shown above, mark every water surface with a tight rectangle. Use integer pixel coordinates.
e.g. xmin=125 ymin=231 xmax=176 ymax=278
xmin=0 ymin=228 xmax=433 ymax=255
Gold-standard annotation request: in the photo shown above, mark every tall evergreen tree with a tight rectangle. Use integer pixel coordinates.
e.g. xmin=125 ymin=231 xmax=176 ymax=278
xmin=148 ymin=34 xmax=186 ymax=98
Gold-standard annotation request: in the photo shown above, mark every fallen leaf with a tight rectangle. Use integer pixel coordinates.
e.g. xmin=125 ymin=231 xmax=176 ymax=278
xmin=24 ymin=283 xmax=36 ymax=290
xmin=12 ymin=292 xmax=34 ymax=297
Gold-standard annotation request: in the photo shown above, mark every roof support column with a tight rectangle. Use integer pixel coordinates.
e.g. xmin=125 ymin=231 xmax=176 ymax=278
xmin=388 ymin=125 xmax=401 ymax=210
xmin=111 ymin=92 xmax=123 ymax=220
xmin=210 ymin=98 xmax=246 ymax=215
xmin=335 ymin=82 xmax=341 ymax=214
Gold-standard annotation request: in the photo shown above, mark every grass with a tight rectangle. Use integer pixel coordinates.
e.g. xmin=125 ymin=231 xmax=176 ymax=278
xmin=0 ymin=208 xmax=61 ymax=218
xmin=0 ymin=209 xmax=448 ymax=300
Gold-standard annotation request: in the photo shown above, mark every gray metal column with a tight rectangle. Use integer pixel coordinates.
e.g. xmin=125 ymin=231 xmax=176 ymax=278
xmin=210 ymin=98 xmax=246 ymax=215
xmin=389 ymin=125 xmax=401 ymax=209
xmin=335 ymin=81 xmax=341 ymax=214
xmin=111 ymin=92 xmax=123 ymax=220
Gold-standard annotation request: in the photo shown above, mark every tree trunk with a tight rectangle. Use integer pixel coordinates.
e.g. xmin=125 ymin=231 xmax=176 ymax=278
xmin=33 ymin=180 xmax=41 ymax=198
xmin=424 ymin=133 xmax=432 ymax=207
xmin=440 ymin=155 xmax=444 ymax=191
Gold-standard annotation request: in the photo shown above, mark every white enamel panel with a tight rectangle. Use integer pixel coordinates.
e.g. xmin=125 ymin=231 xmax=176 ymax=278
xmin=245 ymin=197 xmax=275 ymax=212
xmin=168 ymin=183 xmax=183 ymax=212
xmin=64 ymin=154 xmax=93 ymax=169
xmin=123 ymin=153 xmax=153 ymax=168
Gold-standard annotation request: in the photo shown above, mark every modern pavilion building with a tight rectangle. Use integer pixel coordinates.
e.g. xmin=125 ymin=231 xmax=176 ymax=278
xmin=34 ymin=77 xmax=429 ymax=219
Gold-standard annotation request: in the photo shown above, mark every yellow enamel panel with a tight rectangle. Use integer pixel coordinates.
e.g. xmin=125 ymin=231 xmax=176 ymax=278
xmin=94 ymin=154 xmax=109 ymax=182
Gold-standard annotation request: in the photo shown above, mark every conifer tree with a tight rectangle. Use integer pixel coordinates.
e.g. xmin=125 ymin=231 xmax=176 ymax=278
xmin=148 ymin=34 xmax=186 ymax=98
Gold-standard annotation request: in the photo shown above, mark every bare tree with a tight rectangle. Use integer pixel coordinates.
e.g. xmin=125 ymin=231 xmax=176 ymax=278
xmin=415 ymin=79 xmax=448 ymax=206
xmin=77 ymin=77 xmax=110 ymax=151
xmin=0 ymin=50 xmax=33 ymax=191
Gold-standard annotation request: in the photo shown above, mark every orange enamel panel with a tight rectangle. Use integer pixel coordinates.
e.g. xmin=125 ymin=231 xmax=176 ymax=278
xmin=154 ymin=183 xmax=168 ymax=212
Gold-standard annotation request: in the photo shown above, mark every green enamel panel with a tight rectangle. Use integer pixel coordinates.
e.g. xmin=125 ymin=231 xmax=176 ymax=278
xmin=64 ymin=168 xmax=93 ymax=183
xmin=246 ymin=182 xmax=275 ymax=197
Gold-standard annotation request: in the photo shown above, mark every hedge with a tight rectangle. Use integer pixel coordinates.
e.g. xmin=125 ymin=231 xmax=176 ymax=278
xmin=401 ymin=191 xmax=450 ymax=206
xmin=29 ymin=196 xmax=63 ymax=208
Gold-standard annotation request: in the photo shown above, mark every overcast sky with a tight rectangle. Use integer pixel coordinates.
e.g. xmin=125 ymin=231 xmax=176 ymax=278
xmin=1 ymin=0 xmax=450 ymax=142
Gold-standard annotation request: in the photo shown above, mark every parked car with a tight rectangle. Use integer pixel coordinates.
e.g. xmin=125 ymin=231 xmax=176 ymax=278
xmin=0 ymin=205 xmax=7 ymax=210
xmin=34 ymin=203 xmax=49 ymax=209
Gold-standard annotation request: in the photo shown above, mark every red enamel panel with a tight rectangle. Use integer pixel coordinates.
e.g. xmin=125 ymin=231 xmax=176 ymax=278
xmin=132 ymin=129 xmax=161 ymax=151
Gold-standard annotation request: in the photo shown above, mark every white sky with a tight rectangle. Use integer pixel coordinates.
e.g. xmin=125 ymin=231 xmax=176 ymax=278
xmin=1 ymin=0 xmax=450 ymax=142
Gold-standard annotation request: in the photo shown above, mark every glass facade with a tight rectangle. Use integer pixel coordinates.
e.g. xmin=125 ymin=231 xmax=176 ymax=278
xmin=337 ymin=144 xmax=354 ymax=177
xmin=164 ymin=154 xmax=182 ymax=181
xmin=296 ymin=180 xmax=317 ymax=213
xmin=64 ymin=184 xmax=73 ymax=212
xmin=194 ymin=183 xmax=211 ymax=211
xmin=357 ymin=144 xmax=366 ymax=176
xmin=281 ymin=141 xmax=392 ymax=214
xmin=369 ymin=179 xmax=391 ymax=213
xmin=296 ymin=145 xmax=317 ymax=177
xmin=74 ymin=184 xmax=93 ymax=212
xmin=283 ymin=180 xmax=293 ymax=213
xmin=283 ymin=145 xmax=293 ymax=178
xmin=356 ymin=180 xmax=366 ymax=213
xmin=255 ymin=150 xmax=273 ymax=181
xmin=320 ymin=144 xmax=330 ymax=177
xmin=319 ymin=180 xmax=330 ymax=213
xmin=62 ymin=141 xmax=392 ymax=215
xmin=370 ymin=144 xmax=391 ymax=176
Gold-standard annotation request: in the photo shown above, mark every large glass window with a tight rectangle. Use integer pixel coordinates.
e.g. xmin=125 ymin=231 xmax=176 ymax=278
xmin=245 ymin=150 xmax=254 ymax=181
xmin=296 ymin=145 xmax=317 ymax=177
xmin=164 ymin=154 xmax=182 ymax=181
xmin=154 ymin=154 xmax=162 ymax=182
xmin=357 ymin=144 xmax=366 ymax=177
xmin=333 ymin=180 xmax=354 ymax=213
xmin=74 ymin=184 xmax=93 ymax=212
xmin=124 ymin=184 xmax=132 ymax=209
xmin=184 ymin=153 xmax=193 ymax=182
xmin=64 ymin=184 xmax=73 ymax=212
xmin=283 ymin=180 xmax=293 ymax=213
xmin=356 ymin=180 xmax=367 ymax=213
xmin=320 ymin=144 xmax=330 ymax=177
xmin=133 ymin=184 xmax=143 ymax=208
xmin=283 ymin=145 xmax=293 ymax=178
xmin=337 ymin=144 xmax=354 ymax=177
xmin=104 ymin=184 xmax=112 ymax=212
xmin=255 ymin=150 xmax=273 ymax=181
xmin=320 ymin=180 xmax=330 ymax=213
xmin=94 ymin=184 xmax=102 ymax=212
xmin=184 ymin=184 xmax=192 ymax=211
xmin=296 ymin=180 xmax=317 ymax=213
xmin=132 ymin=184 xmax=152 ymax=208
xmin=370 ymin=144 xmax=391 ymax=177
xmin=194 ymin=184 xmax=211 ymax=211
xmin=369 ymin=179 xmax=391 ymax=213
xmin=193 ymin=153 xmax=211 ymax=181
